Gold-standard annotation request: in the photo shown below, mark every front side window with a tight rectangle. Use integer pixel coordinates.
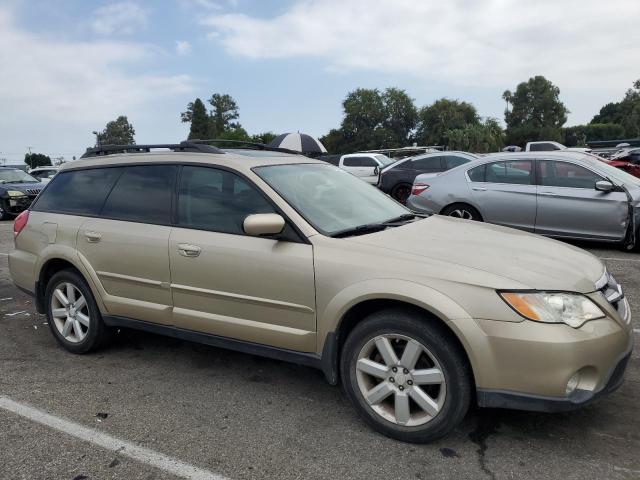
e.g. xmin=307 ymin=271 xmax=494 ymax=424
xmin=101 ymin=165 xmax=177 ymax=224
xmin=255 ymin=163 xmax=408 ymax=236
xmin=539 ymin=161 xmax=602 ymax=189
xmin=32 ymin=167 xmax=124 ymax=215
xmin=359 ymin=157 xmax=378 ymax=167
xmin=410 ymin=156 xmax=444 ymax=171
xmin=178 ymin=166 xmax=274 ymax=234
xmin=485 ymin=160 xmax=533 ymax=185
xmin=342 ymin=157 xmax=360 ymax=167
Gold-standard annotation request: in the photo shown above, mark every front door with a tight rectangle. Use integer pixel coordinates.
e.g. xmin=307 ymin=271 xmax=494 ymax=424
xmin=468 ymin=160 xmax=537 ymax=231
xmin=168 ymin=166 xmax=317 ymax=352
xmin=535 ymin=160 xmax=628 ymax=241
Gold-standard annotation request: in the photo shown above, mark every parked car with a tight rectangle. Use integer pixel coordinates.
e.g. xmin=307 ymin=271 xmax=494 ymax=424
xmin=10 ymin=143 xmax=632 ymax=443
xmin=378 ymin=151 xmax=477 ymax=203
xmin=407 ymin=151 xmax=640 ymax=248
xmin=28 ymin=166 xmax=59 ymax=183
xmin=335 ymin=153 xmax=395 ymax=184
xmin=0 ymin=167 xmax=45 ymax=220
xmin=605 ymin=148 xmax=640 ymax=179
xmin=525 ymin=141 xmax=591 ymax=153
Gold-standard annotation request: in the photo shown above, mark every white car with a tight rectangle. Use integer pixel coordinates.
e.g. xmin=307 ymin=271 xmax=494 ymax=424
xmin=525 ymin=141 xmax=591 ymax=153
xmin=337 ymin=153 xmax=395 ymax=184
xmin=28 ymin=166 xmax=59 ymax=183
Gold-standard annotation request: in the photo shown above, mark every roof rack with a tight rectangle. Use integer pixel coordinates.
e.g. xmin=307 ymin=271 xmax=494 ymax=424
xmin=188 ymin=139 xmax=301 ymax=155
xmin=81 ymin=141 xmax=223 ymax=158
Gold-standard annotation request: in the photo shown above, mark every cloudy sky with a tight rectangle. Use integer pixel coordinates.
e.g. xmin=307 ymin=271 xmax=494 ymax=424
xmin=0 ymin=0 xmax=639 ymax=163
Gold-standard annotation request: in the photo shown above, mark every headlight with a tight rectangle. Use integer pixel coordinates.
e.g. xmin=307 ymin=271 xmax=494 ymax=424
xmin=499 ymin=291 xmax=605 ymax=328
xmin=7 ymin=190 xmax=26 ymax=197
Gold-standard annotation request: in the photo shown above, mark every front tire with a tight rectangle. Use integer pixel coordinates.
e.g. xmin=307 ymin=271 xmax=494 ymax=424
xmin=45 ymin=269 xmax=108 ymax=354
xmin=340 ymin=309 xmax=471 ymax=443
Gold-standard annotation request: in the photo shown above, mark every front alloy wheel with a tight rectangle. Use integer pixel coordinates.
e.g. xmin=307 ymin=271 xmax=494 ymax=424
xmin=356 ymin=334 xmax=446 ymax=426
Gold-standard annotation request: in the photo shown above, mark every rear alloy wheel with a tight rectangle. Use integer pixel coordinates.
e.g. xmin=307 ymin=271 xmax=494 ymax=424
xmin=441 ymin=204 xmax=482 ymax=221
xmin=341 ymin=310 xmax=471 ymax=443
xmin=45 ymin=269 xmax=108 ymax=353
xmin=391 ymin=184 xmax=412 ymax=204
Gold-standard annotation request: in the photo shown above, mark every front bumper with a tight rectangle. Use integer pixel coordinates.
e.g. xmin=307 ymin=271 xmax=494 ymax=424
xmin=477 ymin=348 xmax=632 ymax=412
xmin=2 ymin=195 xmax=34 ymax=215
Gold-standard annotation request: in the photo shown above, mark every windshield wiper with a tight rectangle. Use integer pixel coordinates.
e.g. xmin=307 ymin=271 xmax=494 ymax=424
xmin=330 ymin=223 xmax=388 ymax=238
xmin=382 ymin=213 xmax=418 ymax=225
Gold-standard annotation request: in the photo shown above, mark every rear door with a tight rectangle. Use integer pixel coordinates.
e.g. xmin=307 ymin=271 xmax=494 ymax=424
xmin=535 ymin=160 xmax=628 ymax=241
xmin=467 ymin=160 xmax=537 ymax=231
xmin=76 ymin=165 xmax=176 ymax=325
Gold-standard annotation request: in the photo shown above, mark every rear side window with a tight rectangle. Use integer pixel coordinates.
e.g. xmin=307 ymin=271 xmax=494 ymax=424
xmin=485 ymin=160 xmax=533 ymax=185
xmin=101 ymin=165 xmax=177 ymax=224
xmin=32 ymin=168 xmax=123 ymax=215
xmin=467 ymin=165 xmax=485 ymax=182
xmin=445 ymin=156 xmax=470 ymax=169
xmin=177 ymin=166 xmax=274 ymax=234
xmin=410 ymin=156 xmax=444 ymax=170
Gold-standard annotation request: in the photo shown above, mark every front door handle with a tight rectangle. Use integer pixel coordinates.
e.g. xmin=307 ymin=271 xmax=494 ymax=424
xmin=85 ymin=231 xmax=102 ymax=243
xmin=471 ymin=187 xmax=487 ymax=191
xmin=178 ymin=244 xmax=201 ymax=257
xmin=539 ymin=191 xmax=557 ymax=196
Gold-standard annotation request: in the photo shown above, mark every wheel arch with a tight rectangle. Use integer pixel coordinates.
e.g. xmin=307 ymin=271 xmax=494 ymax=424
xmin=319 ymin=280 xmax=479 ymax=388
xmin=439 ymin=201 xmax=484 ymax=221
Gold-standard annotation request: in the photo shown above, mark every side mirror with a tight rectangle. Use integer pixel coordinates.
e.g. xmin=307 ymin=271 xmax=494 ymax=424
xmin=243 ymin=213 xmax=285 ymax=237
xmin=595 ymin=180 xmax=614 ymax=192
xmin=374 ymin=166 xmax=380 ymax=176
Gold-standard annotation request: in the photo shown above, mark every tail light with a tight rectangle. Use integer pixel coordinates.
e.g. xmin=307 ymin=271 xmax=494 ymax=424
xmin=14 ymin=210 xmax=29 ymax=238
xmin=411 ymin=183 xmax=429 ymax=195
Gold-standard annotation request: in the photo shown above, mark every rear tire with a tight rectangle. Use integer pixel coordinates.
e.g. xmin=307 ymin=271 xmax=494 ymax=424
xmin=45 ymin=269 xmax=108 ymax=354
xmin=441 ymin=203 xmax=482 ymax=221
xmin=340 ymin=309 xmax=471 ymax=443
xmin=391 ymin=183 xmax=412 ymax=204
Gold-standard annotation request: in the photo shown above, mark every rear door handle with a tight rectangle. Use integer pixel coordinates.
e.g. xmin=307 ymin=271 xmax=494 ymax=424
xmin=471 ymin=187 xmax=487 ymax=191
xmin=539 ymin=191 xmax=557 ymax=196
xmin=85 ymin=231 xmax=102 ymax=243
xmin=178 ymin=244 xmax=201 ymax=257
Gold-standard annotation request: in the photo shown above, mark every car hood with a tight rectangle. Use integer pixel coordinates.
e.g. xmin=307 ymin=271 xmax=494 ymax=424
xmin=0 ymin=182 xmax=44 ymax=191
xmin=344 ymin=215 xmax=604 ymax=293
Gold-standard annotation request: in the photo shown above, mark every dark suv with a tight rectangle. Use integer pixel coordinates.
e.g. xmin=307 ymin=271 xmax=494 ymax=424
xmin=0 ymin=168 xmax=46 ymax=220
xmin=378 ymin=151 xmax=477 ymax=203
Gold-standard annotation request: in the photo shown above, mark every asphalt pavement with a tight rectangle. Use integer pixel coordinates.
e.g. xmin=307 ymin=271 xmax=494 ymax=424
xmin=0 ymin=221 xmax=639 ymax=480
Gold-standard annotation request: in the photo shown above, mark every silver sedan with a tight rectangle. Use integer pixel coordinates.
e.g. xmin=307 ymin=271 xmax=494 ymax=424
xmin=406 ymin=151 xmax=640 ymax=247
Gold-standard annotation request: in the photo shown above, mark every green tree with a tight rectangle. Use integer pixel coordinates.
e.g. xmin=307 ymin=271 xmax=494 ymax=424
xmin=591 ymin=79 xmax=640 ymax=138
xmin=381 ymin=88 xmax=418 ymax=147
xmin=24 ymin=153 xmax=52 ymax=169
xmin=181 ymin=98 xmax=210 ymax=139
xmin=503 ymin=76 xmax=569 ymax=146
xmin=209 ymin=93 xmax=241 ymax=137
xmin=416 ymin=99 xmax=480 ymax=146
xmin=445 ymin=118 xmax=504 ymax=153
xmin=250 ymin=132 xmax=278 ymax=144
xmin=94 ymin=115 xmax=136 ymax=145
xmin=563 ymin=123 xmax=625 ymax=147
xmin=339 ymin=88 xmax=386 ymax=151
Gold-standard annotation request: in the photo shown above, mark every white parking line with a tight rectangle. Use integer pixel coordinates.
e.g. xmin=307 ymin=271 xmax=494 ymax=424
xmin=598 ymin=257 xmax=640 ymax=263
xmin=0 ymin=395 xmax=229 ymax=480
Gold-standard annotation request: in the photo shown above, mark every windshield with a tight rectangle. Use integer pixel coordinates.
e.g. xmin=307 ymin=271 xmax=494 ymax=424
xmin=0 ymin=169 xmax=39 ymax=184
xmin=255 ymin=163 xmax=410 ymax=236
xmin=375 ymin=154 xmax=395 ymax=166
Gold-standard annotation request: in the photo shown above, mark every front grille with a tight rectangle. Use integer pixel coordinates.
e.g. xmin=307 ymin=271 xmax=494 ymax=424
xmin=25 ymin=188 xmax=41 ymax=197
xmin=596 ymin=271 xmax=629 ymax=323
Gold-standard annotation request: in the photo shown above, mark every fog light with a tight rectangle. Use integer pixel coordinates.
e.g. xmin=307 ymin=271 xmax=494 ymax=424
xmin=566 ymin=373 xmax=580 ymax=396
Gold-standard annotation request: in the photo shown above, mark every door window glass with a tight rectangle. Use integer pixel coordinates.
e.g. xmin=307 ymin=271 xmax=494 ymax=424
xmin=342 ymin=157 xmax=360 ymax=167
xmin=410 ymin=156 xmax=443 ymax=170
xmin=101 ymin=165 xmax=177 ymax=224
xmin=467 ymin=165 xmax=485 ymax=182
xmin=359 ymin=157 xmax=377 ymax=167
xmin=485 ymin=161 xmax=533 ymax=184
xmin=539 ymin=161 xmax=602 ymax=189
xmin=445 ymin=156 xmax=470 ymax=169
xmin=178 ymin=166 xmax=275 ymax=234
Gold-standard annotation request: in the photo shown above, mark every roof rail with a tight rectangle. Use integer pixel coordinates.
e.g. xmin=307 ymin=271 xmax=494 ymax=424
xmin=188 ymin=139 xmax=301 ymax=155
xmin=80 ymin=141 xmax=223 ymax=158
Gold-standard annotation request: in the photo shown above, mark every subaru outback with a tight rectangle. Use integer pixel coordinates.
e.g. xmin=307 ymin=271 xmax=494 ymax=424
xmin=9 ymin=142 xmax=633 ymax=443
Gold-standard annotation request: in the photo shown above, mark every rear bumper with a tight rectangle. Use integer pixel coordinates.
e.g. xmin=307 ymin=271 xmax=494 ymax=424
xmin=477 ymin=348 xmax=632 ymax=413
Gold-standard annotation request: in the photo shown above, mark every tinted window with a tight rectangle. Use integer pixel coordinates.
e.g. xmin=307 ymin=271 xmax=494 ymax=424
xmin=101 ymin=165 xmax=176 ymax=224
xmin=530 ymin=143 xmax=561 ymax=152
xmin=445 ymin=156 xmax=470 ymax=169
xmin=539 ymin=161 xmax=602 ymax=189
xmin=359 ymin=157 xmax=377 ymax=167
xmin=343 ymin=157 xmax=360 ymax=167
xmin=32 ymin=168 xmax=123 ymax=215
xmin=410 ymin=156 xmax=443 ymax=171
xmin=178 ymin=166 xmax=274 ymax=234
xmin=467 ymin=165 xmax=485 ymax=182
xmin=485 ymin=161 xmax=533 ymax=184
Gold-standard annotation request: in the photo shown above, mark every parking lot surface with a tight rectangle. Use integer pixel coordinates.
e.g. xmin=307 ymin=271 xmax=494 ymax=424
xmin=1 ymin=221 xmax=639 ymax=480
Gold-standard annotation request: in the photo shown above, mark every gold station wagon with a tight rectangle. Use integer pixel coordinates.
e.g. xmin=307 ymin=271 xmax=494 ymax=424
xmin=9 ymin=141 xmax=633 ymax=443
